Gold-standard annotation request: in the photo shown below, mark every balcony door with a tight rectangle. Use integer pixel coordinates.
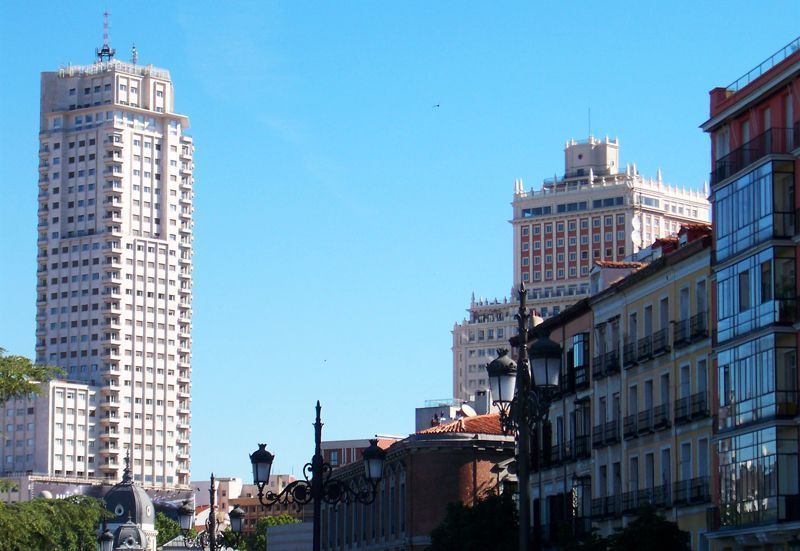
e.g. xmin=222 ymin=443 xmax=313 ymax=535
xmin=680 ymin=287 xmax=690 ymax=321
xmin=661 ymin=449 xmax=671 ymax=487
xmin=680 ymin=365 xmax=691 ymax=400
xmin=680 ymin=442 xmax=691 ymax=482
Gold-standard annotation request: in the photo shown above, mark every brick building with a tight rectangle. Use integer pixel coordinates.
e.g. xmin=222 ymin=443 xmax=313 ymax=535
xmin=319 ymin=414 xmax=513 ymax=550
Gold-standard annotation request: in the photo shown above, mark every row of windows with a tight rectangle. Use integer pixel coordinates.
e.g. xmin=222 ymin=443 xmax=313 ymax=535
xmin=714 ymin=160 xmax=794 ymax=263
xmin=522 ymin=232 xmax=627 ymax=251
xmin=520 ymin=197 xmax=625 ymax=218
xmin=521 ymin=215 xmax=626 ymax=235
xmin=716 ymin=246 xmax=796 ymax=343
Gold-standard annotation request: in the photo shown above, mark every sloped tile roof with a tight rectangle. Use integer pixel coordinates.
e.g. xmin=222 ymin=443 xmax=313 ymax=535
xmin=418 ymin=413 xmax=503 ymax=435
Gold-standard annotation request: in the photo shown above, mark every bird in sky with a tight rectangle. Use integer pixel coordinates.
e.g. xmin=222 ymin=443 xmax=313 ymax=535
xmin=433 ymin=104 xmax=440 ymax=108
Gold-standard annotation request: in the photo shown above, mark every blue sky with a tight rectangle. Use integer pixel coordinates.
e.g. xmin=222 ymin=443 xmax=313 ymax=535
xmin=1 ymin=1 xmax=798 ymax=481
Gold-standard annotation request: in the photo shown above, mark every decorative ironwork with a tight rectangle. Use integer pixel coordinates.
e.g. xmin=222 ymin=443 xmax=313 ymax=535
xmin=252 ymin=402 xmax=383 ymax=551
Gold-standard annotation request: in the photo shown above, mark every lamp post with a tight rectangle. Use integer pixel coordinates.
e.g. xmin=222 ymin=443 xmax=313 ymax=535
xmin=178 ymin=473 xmax=245 ymax=550
xmin=486 ymin=283 xmax=561 ymax=551
xmin=248 ymin=401 xmax=387 ymax=551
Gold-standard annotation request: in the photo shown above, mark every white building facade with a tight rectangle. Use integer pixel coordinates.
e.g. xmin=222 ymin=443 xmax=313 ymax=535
xmin=512 ymin=136 xmax=710 ymax=317
xmin=452 ymin=137 xmax=710 ymax=403
xmin=1 ymin=51 xmax=194 ymax=494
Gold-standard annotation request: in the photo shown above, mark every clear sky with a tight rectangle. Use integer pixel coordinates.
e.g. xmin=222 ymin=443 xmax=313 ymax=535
xmin=1 ymin=1 xmax=799 ymax=482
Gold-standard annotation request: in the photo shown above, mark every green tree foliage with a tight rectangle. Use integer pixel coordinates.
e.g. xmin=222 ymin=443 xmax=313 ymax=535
xmin=156 ymin=512 xmax=181 ymax=547
xmin=0 ymin=347 xmax=62 ymax=405
xmin=606 ymin=505 xmax=690 ymax=551
xmin=0 ymin=495 xmax=106 ymax=551
xmin=427 ymin=492 xmax=519 ymax=551
xmin=236 ymin=514 xmax=301 ymax=551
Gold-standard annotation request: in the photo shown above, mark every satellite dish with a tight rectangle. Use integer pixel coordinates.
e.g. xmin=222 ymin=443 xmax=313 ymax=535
xmin=460 ymin=404 xmax=477 ymax=417
xmin=631 ymin=217 xmax=641 ymax=231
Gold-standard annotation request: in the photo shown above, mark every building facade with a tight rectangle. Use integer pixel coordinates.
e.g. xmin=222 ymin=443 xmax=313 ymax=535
xmin=0 ymin=44 xmax=194 ymax=494
xmin=510 ymin=225 xmax=713 ymax=549
xmin=320 ymin=414 xmax=514 ymax=551
xmin=512 ymin=136 xmax=710 ymax=317
xmin=453 ymin=137 xmax=710 ymax=403
xmin=451 ymin=296 xmax=520 ymax=401
xmin=701 ymin=36 xmax=800 ymax=549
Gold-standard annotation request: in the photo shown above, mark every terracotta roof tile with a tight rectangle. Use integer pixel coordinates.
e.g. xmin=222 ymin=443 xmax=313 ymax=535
xmin=593 ymin=260 xmax=646 ymax=269
xmin=418 ymin=413 xmax=503 ymax=435
xmin=681 ymin=222 xmax=712 ymax=231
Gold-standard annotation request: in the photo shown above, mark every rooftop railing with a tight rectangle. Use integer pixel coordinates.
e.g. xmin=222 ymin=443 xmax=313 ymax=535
xmin=726 ymin=36 xmax=800 ymax=93
xmin=58 ymin=60 xmax=171 ymax=80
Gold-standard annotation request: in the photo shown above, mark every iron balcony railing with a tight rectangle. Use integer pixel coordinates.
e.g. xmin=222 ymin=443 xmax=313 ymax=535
xmin=575 ymin=435 xmax=591 ymax=459
xmin=604 ymin=419 xmax=620 ymax=444
xmin=673 ymin=476 xmax=711 ymax=506
xmin=593 ymin=419 xmax=621 ymax=448
xmin=622 ymin=487 xmax=673 ymax=513
xmin=674 ymin=319 xmax=691 ymax=346
xmin=675 ymin=396 xmax=691 ymax=425
xmin=690 ymin=312 xmax=709 ymax=340
xmin=637 ymin=409 xmax=654 ymax=434
xmin=691 ymin=391 xmax=710 ymax=418
xmin=623 ymin=339 xmax=637 ymax=368
xmin=637 ymin=335 xmax=653 ymax=361
xmin=652 ymin=327 xmax=670 ymax=356
xmin=592 ymin=355 xmax=605 ymax=380
xmin=712 ymin=127 xmax=793 ymax=186
xmin=604 ymin=349 xmax=620 ymax=375
xmin=623 ymin=414 xmax=637 ymax=439
xmin=591 ymin=495 xmax=623 ymax=519
xmin=653 ymin=403 xmax=671 ymax=430
xmin=592 ymin=426 xmax=604 ymax=448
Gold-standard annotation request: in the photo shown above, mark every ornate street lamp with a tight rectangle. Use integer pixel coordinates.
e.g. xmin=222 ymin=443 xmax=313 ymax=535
xmin=249 ymin=401 xmax=387 ymax=551
xmin=178 ymin=473 xmax=243 ymax=550
xmin=486 ymin=283 xmax=562 ymax=551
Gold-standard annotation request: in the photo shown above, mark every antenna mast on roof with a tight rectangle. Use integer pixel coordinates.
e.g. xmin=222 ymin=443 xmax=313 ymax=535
xmin=95 ymin=11 xmax=116 ymax=62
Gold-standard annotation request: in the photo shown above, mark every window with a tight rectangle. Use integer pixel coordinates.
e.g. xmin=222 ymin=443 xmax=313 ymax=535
xmin=714 ymin=161 xmax=794 ymax=262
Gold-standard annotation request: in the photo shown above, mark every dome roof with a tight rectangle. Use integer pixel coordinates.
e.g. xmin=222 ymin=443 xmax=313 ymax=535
xmin=112 ymin=519 xmax=148 ymax=550
xmin=104 ymin=453 xmax=155 ymax=528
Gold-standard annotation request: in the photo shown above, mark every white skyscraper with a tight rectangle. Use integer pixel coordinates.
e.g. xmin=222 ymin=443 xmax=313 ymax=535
xmin=1 ymin=37 xmax=194 ymax=495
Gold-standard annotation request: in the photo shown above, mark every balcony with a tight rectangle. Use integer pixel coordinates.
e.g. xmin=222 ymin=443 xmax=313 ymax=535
xmin=623 ymin=414 xmax=637 ymax=439
xmin=623 ymin=485 xmax=673 ymax=511
xmin=591 ymin=495 xmax=622 ymax=520
xmin=653 ymin=403 xmax=671 ymax=430
xmin=674 ymin=319 xmax=690 ymax=346
xmin=604 ymin=419 xmax=620 ymax=445
xmin=575 ymin=435 xmax=591 ymax=459
xmin=637 ymin=335 xmax=653 ymax=362
xmin=673 ymin=476 xmax=711 ymax=506
xmin=602 ymin=349 xmax=619 ymax=375
xmin=691 ymin=391 xmax=710 ymax=419
xmin=652 ymin=328 xmax=670 ymax=356
xmin=592 ymin=355 xmax=605 ymax=381
xmin=623 ymin=340 xmax=637 ymax=368
xmin=712 ymin=127 xmax=793 ymax=186
xmin=674 ymin=396 xmax=691 ymax=425
xmin=592 ymin=426 xmax=604 ymax=448
xmin=637 ymin=410 xmax=653 ymax=435
xmin=690 ymin=312 xmax=708 ymax=340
